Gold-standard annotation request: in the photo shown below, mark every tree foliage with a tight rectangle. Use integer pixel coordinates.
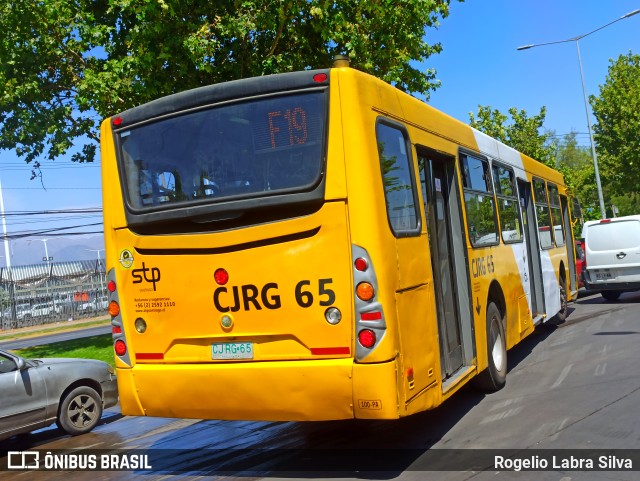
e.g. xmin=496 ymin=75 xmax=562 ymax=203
xmin=469 ymin=105 xmax=557 ymax=167
xmin=554 ymin=131 xmax=599 ymax=220
xmin=467 ymin=105 xmax=609 ymax=221
xmin=590 ymin=52 xmax=640 ymax=201
xmin=0 ymin=0 xmax=456 ymax=165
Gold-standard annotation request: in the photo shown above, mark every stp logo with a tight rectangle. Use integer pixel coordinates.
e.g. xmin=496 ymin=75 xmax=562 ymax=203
xmin=132 ymin=262 xmax=161 ymax=291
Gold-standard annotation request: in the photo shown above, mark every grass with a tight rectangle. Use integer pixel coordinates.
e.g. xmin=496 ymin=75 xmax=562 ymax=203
xmin=13 ymin=334 xmax=115 ymax=367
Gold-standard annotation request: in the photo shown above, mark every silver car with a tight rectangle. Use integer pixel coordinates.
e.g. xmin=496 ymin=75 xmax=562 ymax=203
xmin=0 ymin=349 xmax=118 ymax=441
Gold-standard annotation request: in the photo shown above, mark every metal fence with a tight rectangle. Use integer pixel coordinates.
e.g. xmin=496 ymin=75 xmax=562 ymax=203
xmin=0 ymin=259 xmax=107 ymax=331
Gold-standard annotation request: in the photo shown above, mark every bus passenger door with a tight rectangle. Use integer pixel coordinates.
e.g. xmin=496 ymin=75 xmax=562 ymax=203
xmin=418 ymin=149 xmax=473 ymax=381
xmin=517 ymin=179 xmax=545 ymax=320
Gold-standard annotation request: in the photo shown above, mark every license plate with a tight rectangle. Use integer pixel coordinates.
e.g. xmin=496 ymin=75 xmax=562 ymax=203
xmin=595 ymin=272 xmax=613 ymax=280
xmin=212 ymin=342 xmax=253 ymax=360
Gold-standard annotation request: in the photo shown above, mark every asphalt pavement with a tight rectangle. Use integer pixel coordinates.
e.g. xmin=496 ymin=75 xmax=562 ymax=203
xmin=0 ymin=324 xmax=111 ymax=351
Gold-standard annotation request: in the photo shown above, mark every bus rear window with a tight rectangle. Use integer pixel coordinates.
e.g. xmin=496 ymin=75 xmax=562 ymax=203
xmin=116 ymin=92 xmax=327 ymax=211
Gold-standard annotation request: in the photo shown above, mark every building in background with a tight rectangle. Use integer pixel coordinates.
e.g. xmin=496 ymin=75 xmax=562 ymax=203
xmin=0 ymin=258 xmax=106 ymax=330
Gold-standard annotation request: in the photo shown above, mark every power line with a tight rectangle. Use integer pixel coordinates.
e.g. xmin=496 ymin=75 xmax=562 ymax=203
xmin=1 ymin=208 xmax=102 ymax=216
xmin=0 ymin=165 xmax=101 ymax=172
xmin=2 ymin=187 xmax=101 ymax=190
xmin=30 ymin=230 xmax=104 ymax=237
xmin=5 ymin=215 xmax=102 ymax=228
xmin=2 ymin=222 xmax=104 ymax=241
xmin=0 ymin=161 xmax=101 ymax=166
xmin=547 ymin=132 xmax=591 ymax=137
xmin=0 ymin=208 xmax=104 ymax=242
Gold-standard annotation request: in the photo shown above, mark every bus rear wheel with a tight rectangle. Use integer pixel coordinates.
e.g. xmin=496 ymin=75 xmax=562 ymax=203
xmin=554 ymin=277 xmax=568 ymax=323
xmin=472 ymin=302 xmax=507 ymax=392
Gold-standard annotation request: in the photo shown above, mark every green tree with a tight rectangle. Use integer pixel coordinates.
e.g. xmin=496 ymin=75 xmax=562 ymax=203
xmin=469 ymin=105 xmax=557 ymax=167
xmin=590 ymin=52 xmax=640 ymax=202
xmin=555 ymin=131 xmax=590 ymax=170
xmin=554 ymin=131 xmax=599 ymax=219
xmin=609 ymin=193 xmax=640 ymax=217
xmin=0 ymin=0 xmax=457 ymax=166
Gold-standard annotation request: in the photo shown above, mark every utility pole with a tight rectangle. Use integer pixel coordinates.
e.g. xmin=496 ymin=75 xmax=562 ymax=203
xmin=517 ymin=9 xmax=640 ymax=219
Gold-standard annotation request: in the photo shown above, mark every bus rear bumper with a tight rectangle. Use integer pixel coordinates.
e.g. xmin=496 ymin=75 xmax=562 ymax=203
xmin=118 ymin=359 xmax=358 ymax=421
xmin=116 ymin=358 xmax=401 ymax=421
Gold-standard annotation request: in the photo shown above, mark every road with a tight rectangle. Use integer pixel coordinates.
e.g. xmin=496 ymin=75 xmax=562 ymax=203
xmin=2 ymin=290 xmax=640 ymax=480
xmin=0 ymin=325 xmax=111 ymax=350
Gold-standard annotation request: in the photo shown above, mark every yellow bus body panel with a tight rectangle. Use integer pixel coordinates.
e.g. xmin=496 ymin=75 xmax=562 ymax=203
xmin=351 ymin=360 xmax=401 ymax=419
xmin=119 ymin=359 xmax=354 ymax=421
xmin=110 ymin=201 xmax=354 ymax=365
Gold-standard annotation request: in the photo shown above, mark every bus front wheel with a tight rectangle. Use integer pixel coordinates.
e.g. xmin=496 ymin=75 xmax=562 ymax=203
xmin=472 ymin=302 xmax=507 ymax=392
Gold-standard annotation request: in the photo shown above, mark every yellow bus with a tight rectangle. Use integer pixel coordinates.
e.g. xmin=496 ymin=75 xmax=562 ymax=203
xmin=100 ymin=58 xmax=578 ymax=421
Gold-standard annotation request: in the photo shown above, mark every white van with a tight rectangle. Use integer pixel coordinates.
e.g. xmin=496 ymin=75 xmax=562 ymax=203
xmin=582 ymin=215 xmax=640 ymax=300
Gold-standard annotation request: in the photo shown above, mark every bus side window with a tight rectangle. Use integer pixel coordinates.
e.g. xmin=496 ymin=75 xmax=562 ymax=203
xmin=492 ymin=164 xmax=523 ymax=243
xmin=375 ymin=121 xmax=419 ymax=235
xmin=548 ymin=184 xmax=565 ymax=247
xmin=533 ymin=178 xmax=553 ymax=249
xmin=461 ymin=154 xmax=498 ymax=246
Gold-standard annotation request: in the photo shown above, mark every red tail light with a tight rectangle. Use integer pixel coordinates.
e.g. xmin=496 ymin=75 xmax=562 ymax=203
xmin=107 ymin=280 xmax=116 ymax=292
xmin=214 ymin=268 xmax=229 ymax=285
xmin=353 ymin=244 xmax=386 ymax=361
xmin=361 ymin=311 xmax=382 ymax=321
xmin=354 ymin=257 xmax=368 ymax=272
xmin=358 ymin=329 xmax=376 ymax=348
xmin=114 ymin=339 xmax=127 ymax=356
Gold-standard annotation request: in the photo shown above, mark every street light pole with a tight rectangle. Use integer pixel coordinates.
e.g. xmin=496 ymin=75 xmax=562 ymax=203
xmin=517 ymin=8 xmax=640 ymax=220
xmin=35 ymin=238 xmax=54 ymax=270
xmin=34 ymin=238 xmax=54 ymax=304
xmin=575 ymin=38 xmax=606 ymax=220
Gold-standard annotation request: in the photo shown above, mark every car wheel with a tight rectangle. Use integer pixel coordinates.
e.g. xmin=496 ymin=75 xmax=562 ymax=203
xmin=601 ymin=291 xmax=621 ymax=301
xmin=472 ymin=302 xmax=507 ymax=392
xmin=57 ymin=386 xmax=103 ymax=436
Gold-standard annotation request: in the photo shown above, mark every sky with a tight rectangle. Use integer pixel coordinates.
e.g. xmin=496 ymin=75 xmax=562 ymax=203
xmin=1 ymin=0 xmax=639 ymax=267
xmin=0 ymin=153 xmax=104 ymax=266
xmin=426 ymin=0 xmax=640 ymax=141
